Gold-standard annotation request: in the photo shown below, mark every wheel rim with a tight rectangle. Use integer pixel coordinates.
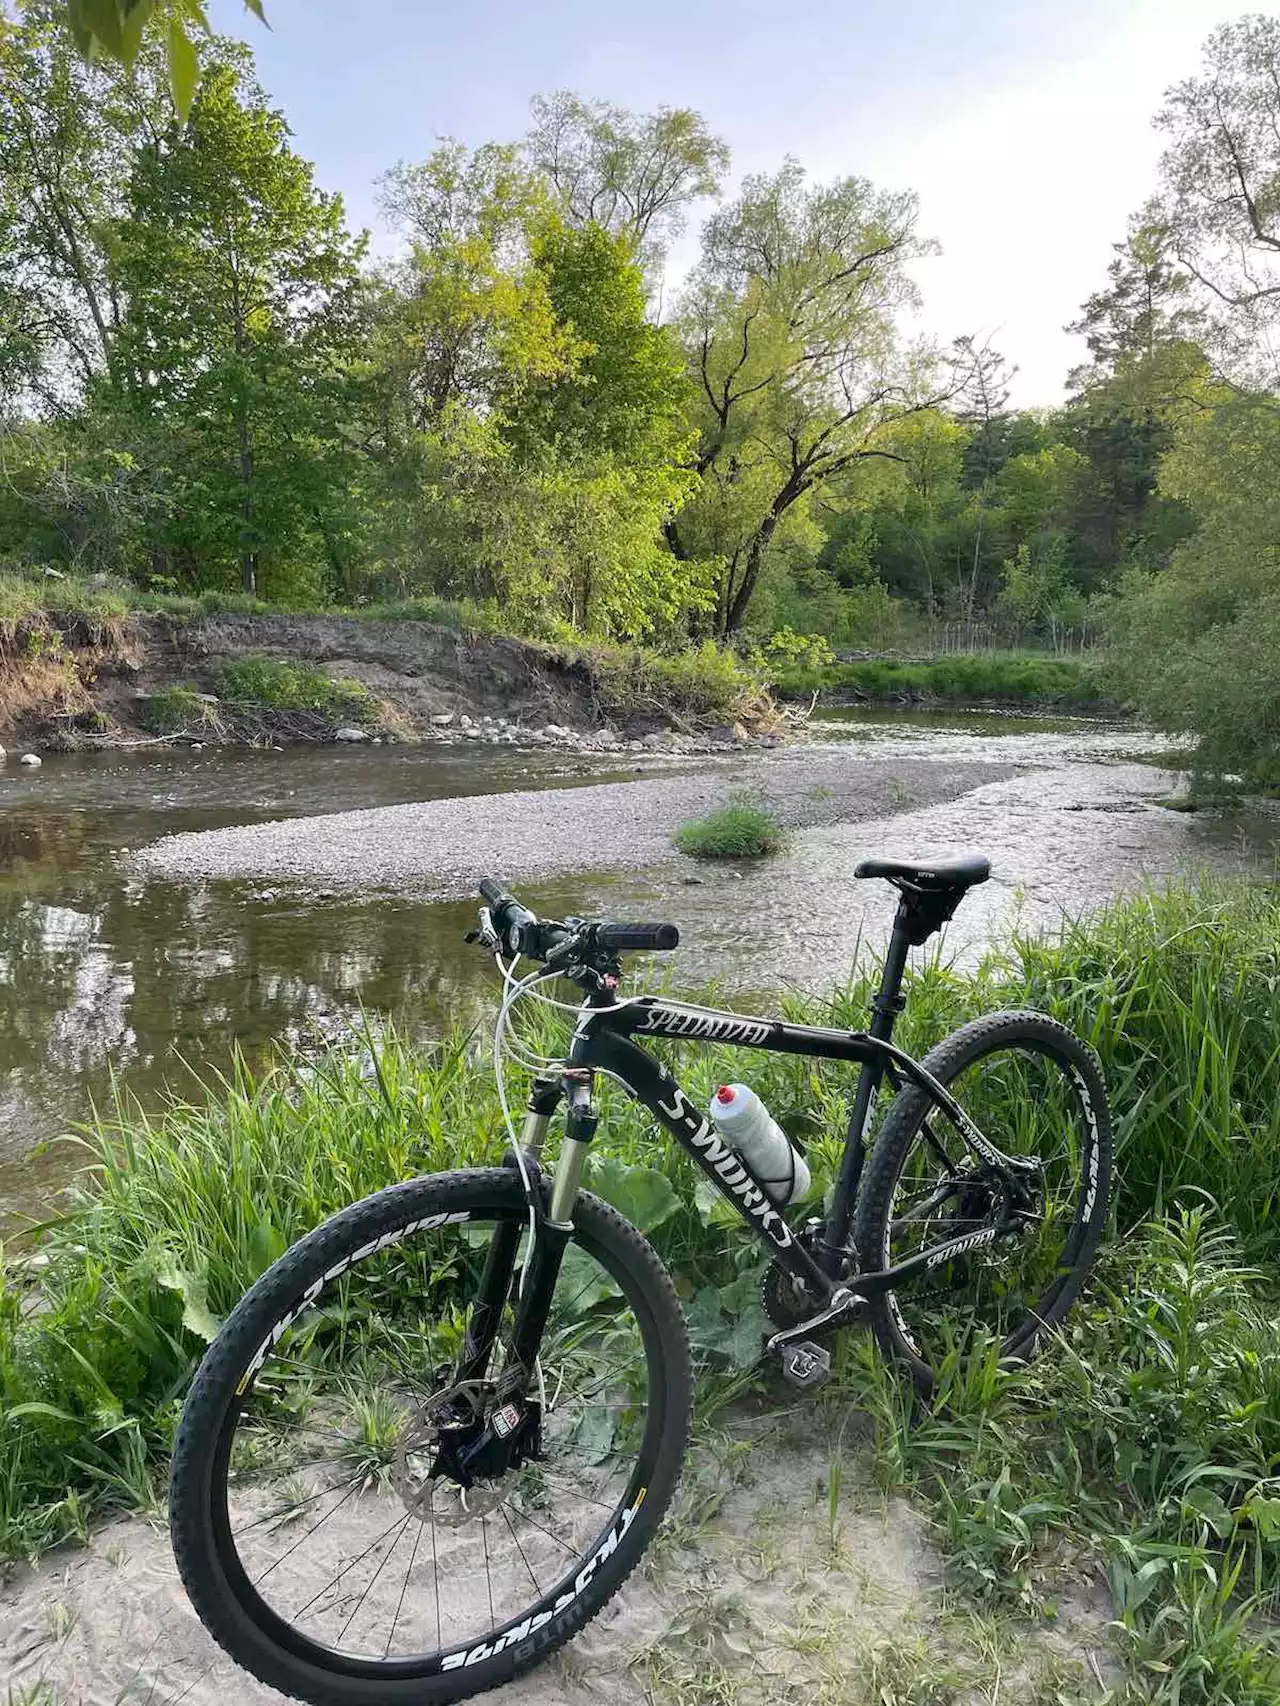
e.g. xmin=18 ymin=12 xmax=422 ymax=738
xmin=204 ymin=1206 xmax=662 ymax=1675
xmin=881 ymin=1040 xmax=1099 ymax=1371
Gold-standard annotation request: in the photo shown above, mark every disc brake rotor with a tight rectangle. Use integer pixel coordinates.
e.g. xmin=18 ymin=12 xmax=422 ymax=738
xmin=391 ymin=1379 xmax=515 ymax=1529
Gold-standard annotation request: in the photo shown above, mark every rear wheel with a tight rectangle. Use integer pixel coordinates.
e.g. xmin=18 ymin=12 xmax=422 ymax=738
xmin=170 ymin=1169 xmax=691 ymax=1705
xmin=854 ymin=1011 xmax=1111 ymax=1394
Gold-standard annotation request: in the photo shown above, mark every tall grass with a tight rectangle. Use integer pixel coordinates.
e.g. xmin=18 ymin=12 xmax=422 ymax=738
xmin=772 ymin=652 xmax=1109 ymax=709
xmin=216 ymin=654 xmax=376 ymax=722
xmin=3 ymin=880 xmax=1280 ymax=1598
xmin=844 ymin=1208 xmax=1280 ymax=1704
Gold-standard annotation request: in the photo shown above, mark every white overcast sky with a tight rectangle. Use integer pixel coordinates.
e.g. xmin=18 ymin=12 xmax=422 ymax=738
xmin=213 ymin=0 xmax=1266 ymax=404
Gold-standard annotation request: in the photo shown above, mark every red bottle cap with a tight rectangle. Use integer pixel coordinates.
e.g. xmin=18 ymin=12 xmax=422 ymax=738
xmin=715 ymin=1085 xmax=736 ymax=1104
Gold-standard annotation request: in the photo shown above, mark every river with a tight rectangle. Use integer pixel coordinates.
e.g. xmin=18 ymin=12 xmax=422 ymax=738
xmin=1 ymin=709 xmax=1275 ymax=1223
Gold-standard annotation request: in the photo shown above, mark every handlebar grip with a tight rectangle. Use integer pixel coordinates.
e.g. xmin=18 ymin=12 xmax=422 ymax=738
xmin=595 ymin=922 xmax=680 ymax=952
xmin=478 ymin=877 xmax=516 ymax=912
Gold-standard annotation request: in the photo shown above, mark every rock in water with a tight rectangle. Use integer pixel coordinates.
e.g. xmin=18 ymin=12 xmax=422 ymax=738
xmin=333 ymin=727 xmax=369 ymax=744
xmin=19 ymin=752 xmax=41 ymax=767
xmin=431 ymin=711 xmax=455 ymax=727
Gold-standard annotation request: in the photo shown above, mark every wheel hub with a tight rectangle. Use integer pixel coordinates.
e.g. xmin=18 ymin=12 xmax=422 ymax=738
xmin=391 ymin=1378 xmax=540 ymax=1527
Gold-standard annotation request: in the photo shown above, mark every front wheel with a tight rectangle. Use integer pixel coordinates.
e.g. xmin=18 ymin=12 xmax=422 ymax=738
xmin=854 ymin=1011 xmax=1112 ymax=1395
xmin=170 ymin=1169 xmax=691 ymax=1705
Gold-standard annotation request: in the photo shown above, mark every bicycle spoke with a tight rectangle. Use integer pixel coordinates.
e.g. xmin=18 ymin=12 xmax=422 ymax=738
xmin=252 ymin=1479 xmax=362 ymax=1586
xmin=384 ymin=1519 xmax=423 ymax=1659
xmin=501 ymin=1502 xmax=543 ymax=1597
xmin=338 ymin=1514 xmax=412 ymax=1642
xmin=292 ymin=1511 xmax=413 ymax=1623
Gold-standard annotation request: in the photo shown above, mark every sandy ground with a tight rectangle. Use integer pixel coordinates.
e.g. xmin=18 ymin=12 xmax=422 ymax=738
xmin=130 ymin=754 xmax=1017 ymax=894
xmin=0 ymin=1411 xmax=1117 ymax=1706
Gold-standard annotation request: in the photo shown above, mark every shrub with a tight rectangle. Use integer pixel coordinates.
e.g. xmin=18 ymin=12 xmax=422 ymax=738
xmin=673 ymin=792 xmax=786 ymax=858
xmin=771 ymin=651 xmax=1109 ymax=709
xmin=573 ymin=637 xmax=766 ymax=724
xmin=138 ymin=685 xmax=220 ymax=736
xmin=216 ymin=655 xmax=375 ymax=722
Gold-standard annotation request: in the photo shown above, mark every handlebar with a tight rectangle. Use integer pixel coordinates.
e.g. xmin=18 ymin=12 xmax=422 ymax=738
xmin=476 ymin=877 xmax=679 ymax=964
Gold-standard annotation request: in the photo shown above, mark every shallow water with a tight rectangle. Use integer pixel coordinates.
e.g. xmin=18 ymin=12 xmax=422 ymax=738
xmin=0 ymin=719 xmax=1276 ymax=1222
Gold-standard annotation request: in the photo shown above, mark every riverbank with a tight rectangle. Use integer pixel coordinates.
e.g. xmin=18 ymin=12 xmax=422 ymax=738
xmin=0 ymin=596 xmax=776 ymax=755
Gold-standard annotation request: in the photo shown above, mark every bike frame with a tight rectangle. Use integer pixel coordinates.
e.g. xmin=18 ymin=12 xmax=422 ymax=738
xmin=482 ymin=901 xmax=1036 ymax=1388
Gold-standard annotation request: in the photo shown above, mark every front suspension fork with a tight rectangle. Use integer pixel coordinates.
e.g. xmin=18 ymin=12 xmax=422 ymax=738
xmin=452 ymin=1072 xmax=597 ymax=1389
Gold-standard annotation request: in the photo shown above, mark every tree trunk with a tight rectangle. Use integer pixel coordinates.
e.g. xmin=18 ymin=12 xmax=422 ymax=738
xmin=237 ymin=411 xmax=257 ymax=596
xmin=724 ymin=519 xmax=776 ymax=635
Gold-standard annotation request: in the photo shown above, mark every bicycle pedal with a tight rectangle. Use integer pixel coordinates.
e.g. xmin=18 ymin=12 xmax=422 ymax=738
xmin=780 ymin=1341 xmax=831 ymax=1389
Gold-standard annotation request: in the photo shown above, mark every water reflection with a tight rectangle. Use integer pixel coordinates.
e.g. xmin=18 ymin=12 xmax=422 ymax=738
xmin=0 ymin=745 xmax=657 ymax=1222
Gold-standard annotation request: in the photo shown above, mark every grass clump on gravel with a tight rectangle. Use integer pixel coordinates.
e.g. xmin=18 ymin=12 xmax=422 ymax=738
xmin=674 ymin=792 xmax=786 ymax=859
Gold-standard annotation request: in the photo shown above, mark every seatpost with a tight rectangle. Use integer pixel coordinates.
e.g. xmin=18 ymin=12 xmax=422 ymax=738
xmin=818 ymin=895 xmax=915 ymax=1277
xmin=870 ymin=898 xmax=913 ymax=1038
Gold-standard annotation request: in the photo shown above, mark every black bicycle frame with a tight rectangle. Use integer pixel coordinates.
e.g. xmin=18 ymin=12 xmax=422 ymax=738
xmin=539 ymin=903 xmax=1032 ymax=1318
xmin=466 ymin=897 xmax=1035 ymax=1418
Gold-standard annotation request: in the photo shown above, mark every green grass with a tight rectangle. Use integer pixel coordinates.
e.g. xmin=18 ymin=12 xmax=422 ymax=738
xmin=674 ymin=792 xmax=786 ymax=858
xmin=0 ymin=572 xmax=132 ymax=648
xmin=772 ymin=651 xmax=1110 ymax=710
xmin=137 ymin=685 xmax=221 ymax=737
xmin=5 ymin=879 xmax=1280 ymax=1701
xmin=843 ymin=1207 xmax=1280 ymax=1704
xmin=215 ymin=654 xmax=376 ymax=723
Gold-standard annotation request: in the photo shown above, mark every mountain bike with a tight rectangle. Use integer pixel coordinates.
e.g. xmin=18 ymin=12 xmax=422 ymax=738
xmin=170 ymin=853 xmax=1112 ymax=1706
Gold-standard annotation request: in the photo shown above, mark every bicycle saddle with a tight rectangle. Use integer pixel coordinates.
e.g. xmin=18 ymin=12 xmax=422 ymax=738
xmin=854 ymin=853 xmax=991 ymax=892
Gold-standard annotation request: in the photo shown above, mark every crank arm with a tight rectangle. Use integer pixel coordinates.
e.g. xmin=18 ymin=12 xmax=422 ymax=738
xmin=766 ymin=1286 xmax=862 ymax=1354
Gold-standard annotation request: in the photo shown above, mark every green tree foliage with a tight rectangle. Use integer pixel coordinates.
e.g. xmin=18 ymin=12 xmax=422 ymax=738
xmin=669 ymin=160 xmax=947 ymax=637
xmin=1102 ymin=13 xmax=1280 ymax=783
xmin=368 ymin=143 xmax=703 ymax=639
xmin=1152 ymin=14 xmax=1280 ymax=377
xmin=108 ymin=61 xmax=368 ymax=597
xmin=1106 ymin=395 xmax=1280 ymax=785
xmin=525 ymin=91 xmax=728 ymax=271
xmin=53 ymin=0 xmax=266 ymax=118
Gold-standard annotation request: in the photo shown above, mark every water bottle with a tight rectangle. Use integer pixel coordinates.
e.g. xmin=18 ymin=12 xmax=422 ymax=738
xmin=708 ymin=1083 xmax=811 ymax=1206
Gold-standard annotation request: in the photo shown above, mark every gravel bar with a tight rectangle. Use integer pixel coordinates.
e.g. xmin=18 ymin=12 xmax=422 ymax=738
xmin=132 ymin=752 xmax=1018 ymax=895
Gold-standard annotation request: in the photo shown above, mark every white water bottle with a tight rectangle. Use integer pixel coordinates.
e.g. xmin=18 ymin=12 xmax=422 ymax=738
xmin=708 ymin=1083 xmax=811 ymax=1206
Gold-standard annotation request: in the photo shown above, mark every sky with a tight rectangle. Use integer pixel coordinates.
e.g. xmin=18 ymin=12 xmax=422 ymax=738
xmin=210 ymin=0 xmax=1264 ymax=405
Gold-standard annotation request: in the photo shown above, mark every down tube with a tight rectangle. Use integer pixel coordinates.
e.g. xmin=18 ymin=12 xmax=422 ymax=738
xmin=584 ymin=1029 xmax=834 ymax=1301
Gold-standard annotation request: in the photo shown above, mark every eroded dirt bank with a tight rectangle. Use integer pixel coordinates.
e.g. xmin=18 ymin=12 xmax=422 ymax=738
xmin=0 ymin=612 xmax=744 ymax=752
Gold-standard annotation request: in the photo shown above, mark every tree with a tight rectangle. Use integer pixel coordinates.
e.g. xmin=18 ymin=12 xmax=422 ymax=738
xmin=111 ymin=61 xmax=368 ymax=595
xmin=1066 ymin=220 xmax=1202 ymax=404
xmin=669 ymin=160 xmax=953 ymax=637
xmin=368 ymin=144 xmax=704 ymax=638
xmin=526 ymin=92 xmax=728 ymax=270
xmin=952 ymin=339 xmax=1017 ymax=624
xmin=1105 ymin=393 xmax=1280 ymax=785
xmin=1153 ymin=15 xmax=1280 ymax=380
xmin=0 ymin=3 xmax=172 ymax=406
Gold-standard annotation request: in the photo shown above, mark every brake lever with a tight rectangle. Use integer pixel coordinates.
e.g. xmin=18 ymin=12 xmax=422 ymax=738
xmin=466 ymin=905 xmax=501 ymax=951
